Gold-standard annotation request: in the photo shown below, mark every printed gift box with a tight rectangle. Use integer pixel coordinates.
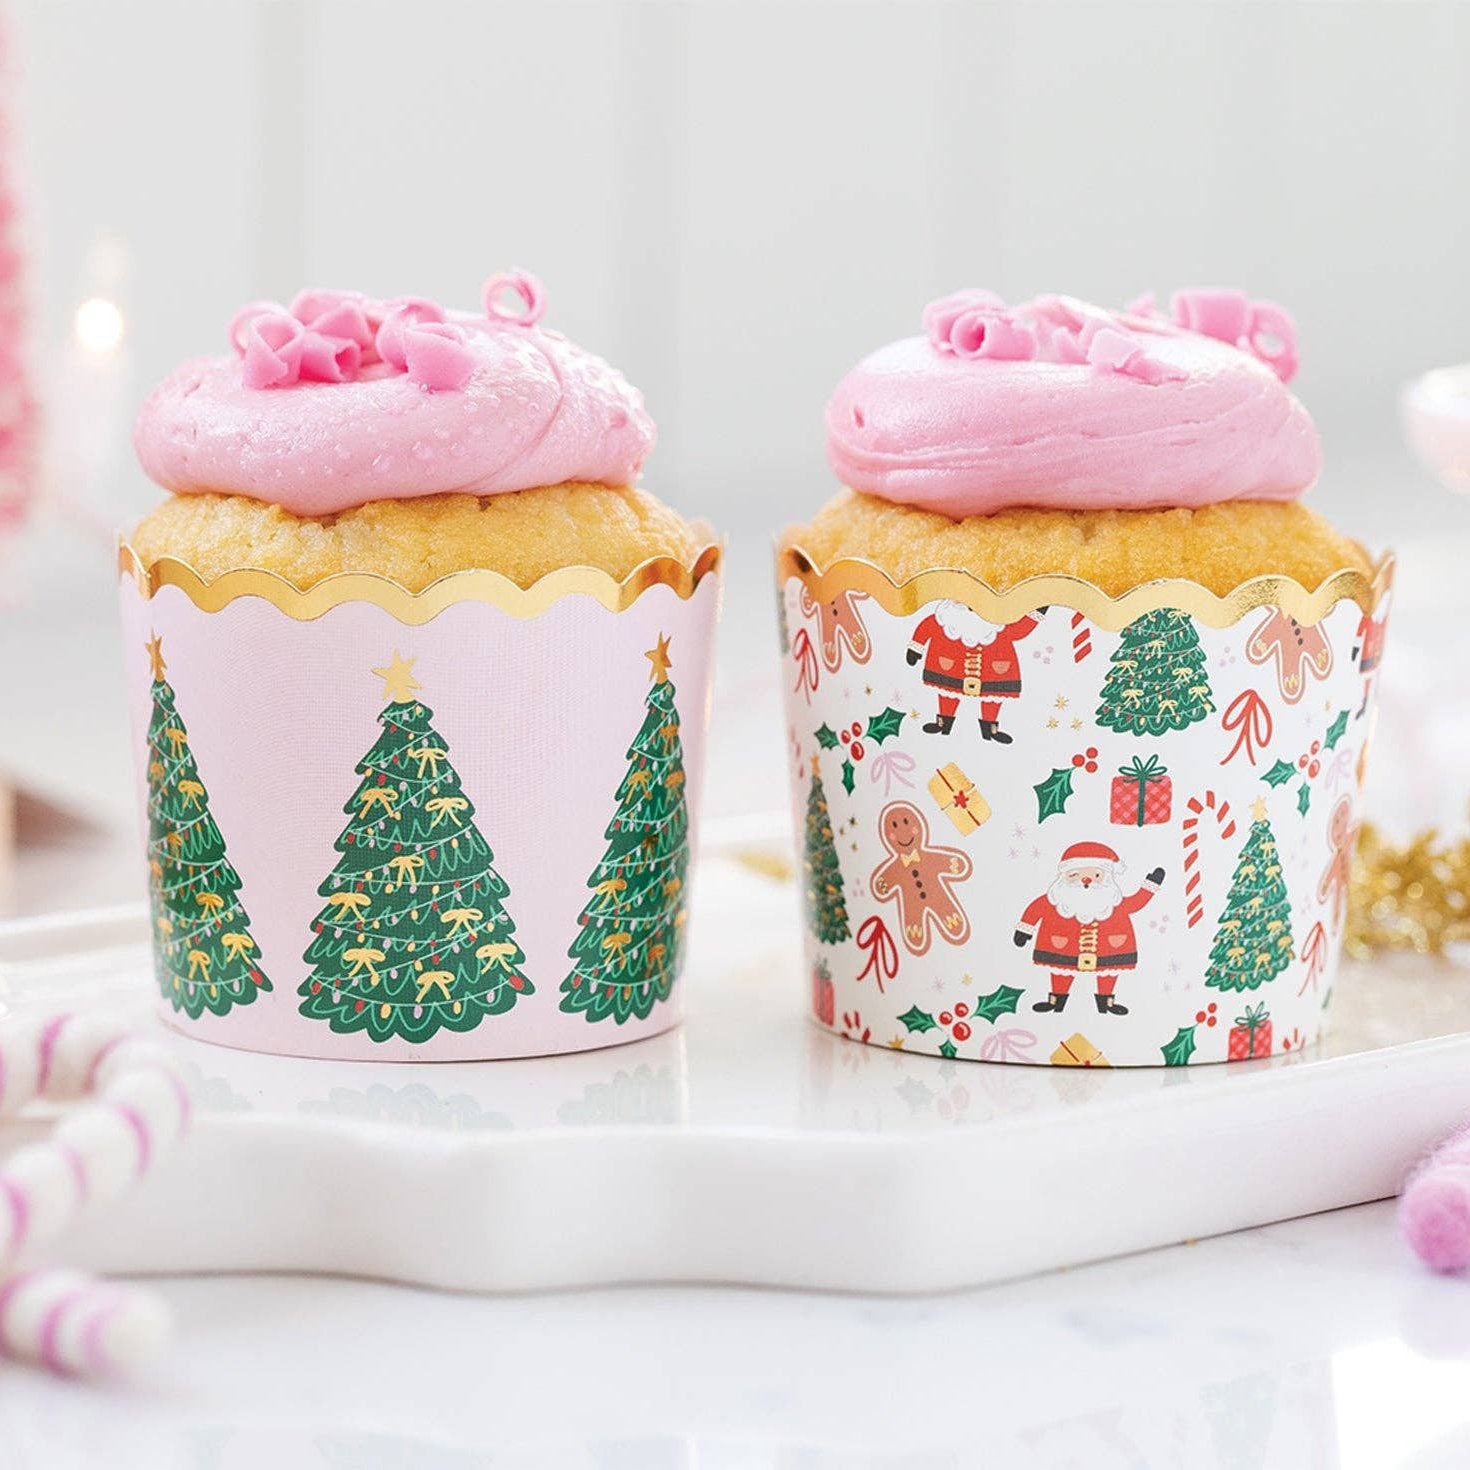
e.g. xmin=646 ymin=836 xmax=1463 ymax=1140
xmin=1109 ymin=755 xmax=1172 ymax=827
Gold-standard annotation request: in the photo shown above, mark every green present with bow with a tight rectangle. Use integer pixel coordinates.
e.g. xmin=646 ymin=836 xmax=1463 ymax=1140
xmin=1228 ymin=1001 xmax=1273 ymax=1060
xmin=1109 ymin=754 xmax=1172 ymax=827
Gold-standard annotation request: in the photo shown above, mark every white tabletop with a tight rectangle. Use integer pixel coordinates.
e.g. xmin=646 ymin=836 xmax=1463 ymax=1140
xmin=0 ymin=1201 xmax=1464 ymax=1469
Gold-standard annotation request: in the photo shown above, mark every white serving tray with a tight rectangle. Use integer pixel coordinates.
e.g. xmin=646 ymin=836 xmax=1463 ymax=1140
xmin=1 ymin=858 xmax=1466 ymax=1293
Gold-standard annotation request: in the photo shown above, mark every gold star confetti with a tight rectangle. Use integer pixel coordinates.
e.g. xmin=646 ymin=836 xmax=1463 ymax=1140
xmin=887 ymin=1036 xmax=906 ymax=1050
xmin=1046 ymin=716 xmax=1059 ymax=729
xmin=1054 ymin=694 xmax=1070 ymax=710
xmin=372 ymin=651 xmax=422 ymax=705
xmin=1070 ymin=717 xmax=1084 ymax=731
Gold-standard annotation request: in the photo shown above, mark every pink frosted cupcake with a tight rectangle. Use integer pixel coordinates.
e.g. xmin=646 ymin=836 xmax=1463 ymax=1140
xmin=120 ymin=273 xmax=720 ymax=1061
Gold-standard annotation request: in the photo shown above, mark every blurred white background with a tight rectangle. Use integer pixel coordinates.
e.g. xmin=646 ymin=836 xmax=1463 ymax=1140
xmin=2 ymin=0 xmax=1469 ymax=911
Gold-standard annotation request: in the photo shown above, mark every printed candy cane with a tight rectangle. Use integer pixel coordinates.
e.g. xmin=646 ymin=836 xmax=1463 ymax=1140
xmin=1181 ymin=792 xmax=1238 ymax=929
xmin=0 ymin=1012 xmax=191 ymax=1377
xmin=1070 ymin=611 xmax=1093 ymax=663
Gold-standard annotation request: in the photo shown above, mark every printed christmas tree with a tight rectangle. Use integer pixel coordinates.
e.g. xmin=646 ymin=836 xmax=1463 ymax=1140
xmin=1205 ymin=799 xmax=1294 ymax=993
xmin=299 ymin=652 xmax=531 ymax=1043
xmin=142 ymin=634 xmax=271 ymax=1018
xmin=1096 ymin=607 xmax=1214 ymax=736
xmin=560 ymin=633 xmax=691 ymax=1025
xmin=803 ymin=753 xmax=850 ymax=944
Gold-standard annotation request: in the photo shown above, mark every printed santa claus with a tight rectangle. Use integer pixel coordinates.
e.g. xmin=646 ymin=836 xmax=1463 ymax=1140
xmin=906 ymin=600 xmax=1046 ymax=743
xmin=1013 ymin=841 xmax=1166 ymax=1016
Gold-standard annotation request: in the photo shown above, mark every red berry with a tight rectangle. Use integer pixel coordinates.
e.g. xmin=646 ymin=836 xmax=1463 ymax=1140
xmin=1072 ymin=754 xmax=1085 ymax=768
xmin=1309 ymin=761 xmax=1320 ymax=778
xmin=1085 ymin=761 xmax=1097 ymax=773
xmin=1195 ymin=1010 xmax=1206 ymax=1024
xmin=952 ymin=1021 xmax=972 ymax=1042
xmin=1311 ymin=741 xmax=1321 ymax=754
xmin=851 ymin=741 xmax=866 ymax=761
xmin=1086 ymin=747 xmax=1098 ymax=760
xmin=1297 ymin=756 xmax=1308 ymax=768
xmin=939 ymin=1011 xmax=953 ymax=1026
xmin=840 ymin=730 xmax=851 ymax=745
xmin=850 ymin=722 xmax=861 ymax=737
xmin=954 ymin=1002 xmax=969 ymax=1018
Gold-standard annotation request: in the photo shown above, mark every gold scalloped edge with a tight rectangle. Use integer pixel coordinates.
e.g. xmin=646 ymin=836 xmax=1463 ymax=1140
xmin=776 ymin=545 xmax=1394 ymax=631
xmin=117 ymin=540 xmax=723 ymax=623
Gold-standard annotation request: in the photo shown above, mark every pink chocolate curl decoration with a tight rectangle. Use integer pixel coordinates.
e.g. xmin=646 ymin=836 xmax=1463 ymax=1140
xmin=236 ymin=309 xmax=305 ymax=390
xmin=374 ymin=297 xmax=448 ymax=372
xmin=1171 ymin=288 xmax=1299 ymax=383
xmin=298 ymin=332 xmax=361 ymax=384
xmin=1086 ymin=325 xmax=1186 ymax=387
xmin=291 ymin=289 xmax=377 ymax=354
xmin=483 ymin=269 xmax=546 ymax=327
xmin=402 ymin=321 xmax=475 ymax=392
xmin=923 ymin=290 xmax=1037 ymax=361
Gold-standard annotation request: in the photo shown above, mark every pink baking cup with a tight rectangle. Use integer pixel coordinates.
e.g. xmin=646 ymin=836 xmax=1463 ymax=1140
xmin=118 ymin=541 xmax=720 ymax=1061
xmin=777 ymin=547 xmax=1393 ymax=1067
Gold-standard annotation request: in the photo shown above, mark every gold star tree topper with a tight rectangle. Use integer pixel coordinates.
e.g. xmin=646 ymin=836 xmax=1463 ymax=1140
xmin=644 ymin=633 xmax=672 ymax=685
xmin=373 ymin=651 xmax=422 ymax=704
xmin=145 ymin=633 xmax=167 ymax=683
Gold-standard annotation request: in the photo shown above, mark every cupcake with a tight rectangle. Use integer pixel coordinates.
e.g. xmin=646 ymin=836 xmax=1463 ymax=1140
xmin=120 ymin=272 xmax=720 ymax=1061
xmin=779 ymin=289 xmax=1391 ymax=1067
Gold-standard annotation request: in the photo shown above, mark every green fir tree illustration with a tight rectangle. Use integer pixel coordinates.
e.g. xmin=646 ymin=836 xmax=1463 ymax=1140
xmin=803 ymin=753 xmax=851 ymax=944
xmin=299 ymin=652 xmax=531 ymax=1043
xmin=1096 ymin=607 xmax=1214 ymax=736
xmin=142 ymin=634 xmax=271 ymax=1019
xmin=560 ymin=634 xmax=692 ymax=1025
xmin=1205 ymin=799 xmax=1294 ymax=993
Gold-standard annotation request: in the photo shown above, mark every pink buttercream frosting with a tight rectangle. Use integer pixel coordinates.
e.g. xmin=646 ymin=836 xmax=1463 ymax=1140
xmin=135 ymin=272 xmax=655 ymax=515
xmin=825 ymin=290 xmax=1322 ymax=517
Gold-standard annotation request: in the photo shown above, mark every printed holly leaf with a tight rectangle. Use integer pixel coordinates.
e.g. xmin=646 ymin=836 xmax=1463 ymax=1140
xmin=815 ymin=724 xmax=840 ymax=750
xmin=1161 ymin=1024 xmax=1197 ymax=1067
xmin=1296 ymin=781 xmax=1311 ymax=817
xmin=841 ymin=759 xmax=856 ymax=796
xmin=1261 ymin=759 xmax=1296 ymax=788
xmin=865 ymin=707 xmax=907 ymax=745
xmin=1323 ymin=710 xmax=1350 ymax=750
xmin=938 ymin=1038 xmax=958 ymax=1060
xmin=1033 ymin=766 xmax=1075 ymax=823
xmin=898 ymin=1005 xmax=937 ymax=1034
xmin=974 ymin=984 xmax=1025 ymax=1023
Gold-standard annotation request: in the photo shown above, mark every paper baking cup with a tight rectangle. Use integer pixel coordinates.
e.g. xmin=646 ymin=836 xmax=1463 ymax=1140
xmin=777 ymin=546 xmax=1393 ymax=1067
xmin=118 ymin=541 xmax=721 ymax=1061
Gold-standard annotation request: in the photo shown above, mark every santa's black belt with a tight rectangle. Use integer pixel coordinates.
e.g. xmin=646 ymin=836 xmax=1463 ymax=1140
xmin=1033 ymin=950 xmax=1137 ymax=970
xmin=923 ymin=673 xmax=1023 ymax=695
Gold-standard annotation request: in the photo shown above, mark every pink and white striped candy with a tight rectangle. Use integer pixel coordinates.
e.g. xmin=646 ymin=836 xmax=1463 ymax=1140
xmin=1181 ymin=792 xmax=1238 ymax=929
xmin=0 ymin=1012 xmax=191 ymax=1377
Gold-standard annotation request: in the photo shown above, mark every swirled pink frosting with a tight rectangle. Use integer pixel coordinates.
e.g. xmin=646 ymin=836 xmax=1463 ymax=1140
xmin=134 ymin=274 xmax=655 ymax=515
xmin=825 ymin=290 xmax=1322 ymax=517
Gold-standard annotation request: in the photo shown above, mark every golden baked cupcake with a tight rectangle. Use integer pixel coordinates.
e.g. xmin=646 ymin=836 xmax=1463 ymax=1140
xmin=121 ymin=272 xmax=720 ymax=1062
xmin=779 ymin=288 xmax=1390 ymax=1068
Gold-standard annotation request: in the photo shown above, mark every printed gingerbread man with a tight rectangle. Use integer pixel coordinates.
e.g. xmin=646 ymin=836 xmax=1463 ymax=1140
xmin=869 ymin=800 xmax=973 ymax=956
xmin=800 ymin=586 xmax=872 ymax=672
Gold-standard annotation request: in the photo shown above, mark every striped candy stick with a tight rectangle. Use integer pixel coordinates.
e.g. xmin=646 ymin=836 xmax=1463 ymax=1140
xmin=0 ymin=1012 xmax=191 ymax=1376
xmin=1070 ymin=611 xmax=1092 ymax=663
xmin=1181 ymin=792 xmax=1238 ymax=929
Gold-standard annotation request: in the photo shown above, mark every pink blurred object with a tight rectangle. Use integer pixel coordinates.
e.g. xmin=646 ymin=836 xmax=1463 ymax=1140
xmin=0 ymin=16 xmax=37 ymax=539
xmin=1400 ymin=1120 xmax=1470 ymax=1271
xmin=1402 ymin=366 xmax=1470 ymax=493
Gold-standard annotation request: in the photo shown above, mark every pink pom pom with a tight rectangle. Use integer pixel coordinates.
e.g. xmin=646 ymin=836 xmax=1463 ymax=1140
xmin=403 ymin=322 xmax=476 ymax=392
xmin=375 ymin=298 xmax=448 ymax=371
xmin=1402 ymin=1166 xmax=1470 ymax=1272
xmin=238 ymin=311 xmax=305 ymax=390
xmin=483 ymin=269 xmax=546 ymax=327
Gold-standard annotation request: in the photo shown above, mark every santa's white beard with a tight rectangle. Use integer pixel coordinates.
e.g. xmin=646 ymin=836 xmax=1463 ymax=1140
xmin=1048 ymin=873 xmax=1122 ymax=924
xmin=932 ymin=599 xmax=998 ymax=647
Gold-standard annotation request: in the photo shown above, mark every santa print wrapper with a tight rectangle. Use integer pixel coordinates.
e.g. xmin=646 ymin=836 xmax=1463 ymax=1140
xmin=777 ymin=544 xmax=1394 ymax=1067
xmin=117 ymin=541 xmax=720 ymax=1061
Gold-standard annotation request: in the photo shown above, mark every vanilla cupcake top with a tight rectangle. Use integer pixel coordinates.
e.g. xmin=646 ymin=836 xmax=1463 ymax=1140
xmin=133 ymin=271 xmax=655 ymax=517
xmin=824 ymin=289 xmax=1322 ymax=519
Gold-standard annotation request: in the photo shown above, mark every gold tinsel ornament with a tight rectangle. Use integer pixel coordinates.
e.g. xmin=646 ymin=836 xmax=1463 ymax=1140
xmin=1346 ymin=822 xmax=1470 ymax=957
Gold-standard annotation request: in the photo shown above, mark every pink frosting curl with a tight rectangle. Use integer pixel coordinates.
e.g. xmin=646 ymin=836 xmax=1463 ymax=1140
xmin=824 ymin=289 xmax=1322 ymax=517
xmin=136 ymin=273 xmax=657 ymax=513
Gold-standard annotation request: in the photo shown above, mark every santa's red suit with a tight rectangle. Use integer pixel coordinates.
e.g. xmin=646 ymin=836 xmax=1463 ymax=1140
xmin=1014 ymin=841 xmax=1164 ymax=1015
xmin=908 ymin=602 xmax=1041 ymax=738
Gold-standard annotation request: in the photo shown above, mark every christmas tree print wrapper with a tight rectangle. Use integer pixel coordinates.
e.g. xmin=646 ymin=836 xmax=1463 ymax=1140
xmin=117 ymin=541 xmax=720 ymax=1060
xmin=777 ymin=544 xmax=1394 ymax=1066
